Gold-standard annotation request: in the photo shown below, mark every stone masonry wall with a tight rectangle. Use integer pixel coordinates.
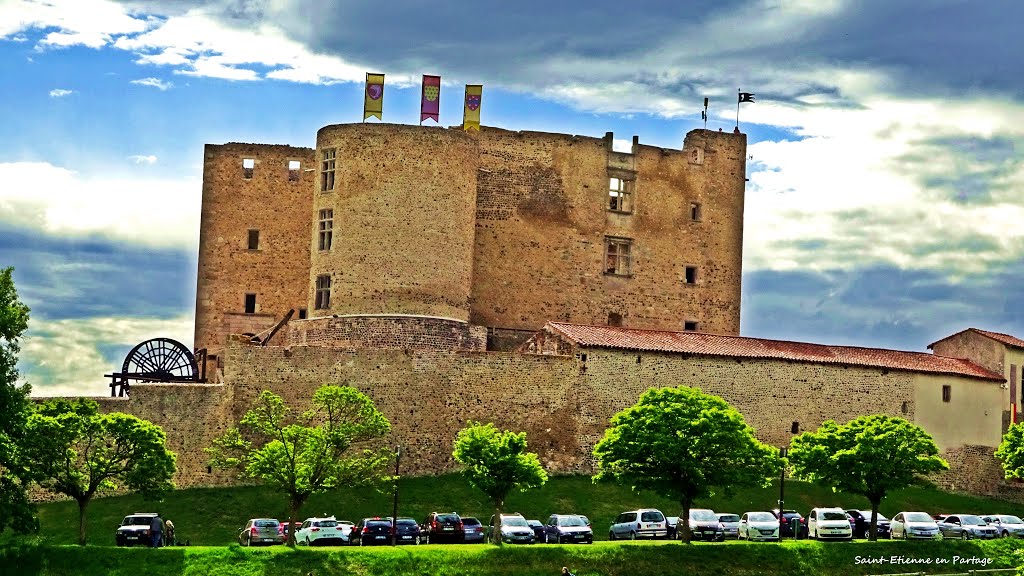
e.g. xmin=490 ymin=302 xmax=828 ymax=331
xmin=930 ymin=331 xmax=1005 ymax=375
xmin=286 ymin=315 xmax=487 ymax=351
xmin=470 ymin=127 xmax=745 ymax=336
xmin=194 ymin=143 xmax=315 ymax=355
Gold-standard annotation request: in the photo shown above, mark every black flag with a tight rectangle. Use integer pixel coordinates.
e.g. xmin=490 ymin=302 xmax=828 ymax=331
xmin=738 ymin=92 xmax=755 ymax=103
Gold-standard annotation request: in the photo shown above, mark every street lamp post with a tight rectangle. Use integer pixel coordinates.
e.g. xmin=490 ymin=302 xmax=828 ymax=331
xmin=391 ymin=446 xmax=401 ymax=546
xmin=778 ymin=447 xmax=787 ymax=542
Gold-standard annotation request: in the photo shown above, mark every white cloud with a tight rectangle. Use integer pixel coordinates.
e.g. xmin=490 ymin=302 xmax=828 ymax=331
xmin=0 ymin=0 xmax=149 ymax=48
xmin=0 ymin=161 xmax=200 ymax=250
xmin=20 ymin=313 xmax=195 ymax=397
xmin=130 ymin=77 xmax=172 ymax=90
xmin=48 ymin=88 xmax=73 ymax=98
xmin=128 ymin=154 xmax=158 ymax=165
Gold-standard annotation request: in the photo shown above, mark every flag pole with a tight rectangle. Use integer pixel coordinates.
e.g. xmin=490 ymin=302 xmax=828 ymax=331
xmin=736 ymin=88 xmax=740 ymax=130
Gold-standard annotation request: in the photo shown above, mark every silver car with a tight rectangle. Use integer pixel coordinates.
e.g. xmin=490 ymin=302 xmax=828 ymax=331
xmin=982 ymin=515 xmax=1024 ymax=538
xmin=890 ymin=512 xmax=940 ymax=540
xmin=717 ymin=513 xmax=741 ymax=539
xmin=609 ymin=509 xmax=667 ymax=540
xmin=937 ymin=514 xmax=998 ymax=540
xmin=238 ymin=518 xmax=284 ymax=546
xmin=738 ymin=512 xmax=779 ymax=541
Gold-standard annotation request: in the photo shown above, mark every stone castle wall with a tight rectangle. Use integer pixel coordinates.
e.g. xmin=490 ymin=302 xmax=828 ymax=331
xmin=286 ymin=315 xmax=487 ymax=351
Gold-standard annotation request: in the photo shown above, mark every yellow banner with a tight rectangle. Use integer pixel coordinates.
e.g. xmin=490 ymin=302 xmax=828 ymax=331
xmin=364 ymin=73 xmax=385 ymax=120
xmin=463 ymin=85 xmax=482 ymax=131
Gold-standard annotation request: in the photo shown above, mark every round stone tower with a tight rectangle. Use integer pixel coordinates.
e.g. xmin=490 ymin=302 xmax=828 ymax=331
xmin=294 ymin=123 xmax=485 ymax=351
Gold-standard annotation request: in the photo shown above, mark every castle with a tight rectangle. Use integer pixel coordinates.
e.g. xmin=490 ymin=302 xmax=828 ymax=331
xmin=51 ymin=122 xmax=1024 ymax=499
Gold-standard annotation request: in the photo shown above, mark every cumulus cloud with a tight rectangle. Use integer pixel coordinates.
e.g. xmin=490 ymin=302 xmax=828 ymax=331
xmin=48 ymin=88 xmax=73 ymax=98
xmin=128 ymin=154 xmax=157 ymax=164
xmin=0 ymin=161 xmax=200 ymax=249
xmin=129 ymin=77 xmax=171 ymax=90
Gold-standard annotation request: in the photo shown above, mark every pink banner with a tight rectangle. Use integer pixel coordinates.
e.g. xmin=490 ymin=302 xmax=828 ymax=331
xmin=421 ymin=75 xmax=441 ymax=123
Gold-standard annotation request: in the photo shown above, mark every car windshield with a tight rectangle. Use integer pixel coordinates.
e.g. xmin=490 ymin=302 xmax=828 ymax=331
xmin=904 ymin=513 xmax=932 ymax=522
xmin=560 ymin=516 xmax=585 ymax=527
xmin=503 ymin=517 xmax=528 ymax=527
xmin=255 ymin=520 xmax=278 ymax=528
xmin=822 ymin=512 xmax=847 ymax=521
xmin=999 ymin=516 xmax=1024 ymax=524
xmin=124 ymin=517 xmax=152 ymax=526
xmin=462 ymin=518 xmax=480 ymax=526
xmin=690 ymin=510 xmax=717 ymax=521
xmin=641 ymin=511 xmax=664 ymax=522
xmin=748 ymin=513 xmax=775 ymax=522
xmin=961 ymin=515 xmax=986 ymax=526
xmin=718 ymin=514 xmax=740 ymax=523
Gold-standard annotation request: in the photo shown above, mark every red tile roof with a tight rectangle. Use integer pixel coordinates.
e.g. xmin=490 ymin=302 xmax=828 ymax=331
xmin=544 ymin=322 xmax=1004 ymax=382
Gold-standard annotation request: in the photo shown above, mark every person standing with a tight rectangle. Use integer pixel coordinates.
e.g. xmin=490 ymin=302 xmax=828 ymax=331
xmin=164 ymin=518 xmax=175 ymax=546
xmin=150 ymin=514 xmax=164 ymax=548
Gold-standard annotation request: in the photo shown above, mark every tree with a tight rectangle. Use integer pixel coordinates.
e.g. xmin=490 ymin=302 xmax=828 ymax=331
xmin=994 ymin=422 xmax=1024 ymax=481
xmin=206 ymin=385 xmax=392 ymax=546
xmin=452 ymin=422 xmax=547 ymax=545
xmin=21 ymin=398 xmax=176 ymax=545
xmin=0 ymin=267 xmax=35 ymax=535
xmin=592 ymin=386 xmax=782 ymax=543
xmin=788 ymin=414 xmax=948 ymax=541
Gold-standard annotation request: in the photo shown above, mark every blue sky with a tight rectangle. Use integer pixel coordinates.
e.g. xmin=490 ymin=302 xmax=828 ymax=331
xmin=1 ymin=0 xmax=1022 ymax=396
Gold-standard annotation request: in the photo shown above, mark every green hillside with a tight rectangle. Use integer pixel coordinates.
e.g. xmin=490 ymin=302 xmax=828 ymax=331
xmin=26 ymin=474 xmax=1024 ymax=546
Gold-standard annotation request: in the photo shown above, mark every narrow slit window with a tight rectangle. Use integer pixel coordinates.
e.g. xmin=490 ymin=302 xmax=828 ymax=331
xmin=315 ymin=275 xmax=331 ymax=310
xmin=942 ymin=384 xmax=951 ymax=403
xmin=690 ymin=202 xmax=702 ymax=221
xmin=247 ymin=229 xmax=259 ymax=250
xmin=242 ymin=158 xmax=254 ymax=179
xmin=288 ymin=160 xmax=301 ymax=182
xmin=318 ymin=209 xmax=333 ymax=251
xmin=321 ymin=149 xmax=336 ymax=192
xmin=244 ymin=293 xmax=256 ymax=314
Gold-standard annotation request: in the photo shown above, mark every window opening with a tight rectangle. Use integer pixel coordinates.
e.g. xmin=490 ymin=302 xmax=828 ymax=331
xmin=608 ymin=177 xmax=634 ymax=212
xmin=288 ymin=160 xmax=301 ymax=182
xmin=244 ymin=293 xmax=256 ymax=314
xmin=942 ymin=385 xmax=951 ymax=403
xmin=683 ymin=320 xmax=698 ymax=331
xmin=791 ymin=421 xmax=799 ymax=434
xmin=298 ymin=308 xmax=307 ymax=320
xmin=242 ymin=158 xmax=254 ymax=179
xmin=247 ymin=229 xmax=259 ymax=250
xmin=685 ymin=266 xmax=698 ymax=284
xmin=690 ymin=202 xmax=702 ymax=221
xmin=607 ymin=312 xmax=623 ymax=327
xmin=604 ymin=237 xmax=632 ymax=276
xmin=321 ymin=149 xmax=336 ymax=191
xmin=318 ymin=209 xmax=333 ymax=251
xmin=315 ymin=275 xmax=331 ymax=309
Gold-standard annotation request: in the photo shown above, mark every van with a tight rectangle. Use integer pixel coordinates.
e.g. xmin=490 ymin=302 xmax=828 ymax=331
xmin=807 ymin=507 xmax=853 ymax=540
xmin=608 ymin=508 xmax=667 ymax=540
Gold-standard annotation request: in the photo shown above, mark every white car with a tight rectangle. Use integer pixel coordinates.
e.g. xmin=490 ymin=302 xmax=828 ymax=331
xmin=608 ymin=509 xmax=668 ymax=540
xmin=808 ymin=507 xmax=853 ymax=540
xmin=982 ymin=515 xmax=1024 ymax=538
xmin=738 ymin=511 xmax=779 ymax=541
xmin=296 ymin=516 xmax=348 ymax=546
xmin=890 ymin=512 xmax=941 ymax=540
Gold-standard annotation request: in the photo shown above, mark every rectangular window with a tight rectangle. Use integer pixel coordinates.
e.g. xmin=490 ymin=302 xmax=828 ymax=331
xmin=298 ymin=308 xmax=307 ymax=320
xmin=321 ymin=149 xmax=336 ymax=192
xmin=604 ymin=237 xmax=632 ymax=276
xmin=690 ymin=202 xmax=702 ymax=221
xmin=942 ymin=384 xmax=951 ymax=403
xmin=247 ymin=229 xmax=259 ymax=250
xmin=318 ymin=209 xmax=333 ymax=251
xmin=288 ymin=160 xmax=301 ymax=182
xmin=608 ymin=177 xmax=634 ymax=212
xmin=242 ymin=158 xmax=255 ymax=179
xmin=683 ymin=320 xmax=698 ymax=331
xmin=607 ymin=312 xmax=623 ymax=327
xmin=685 ymin=266 xmax=698 ymax=284
xmin=315 ymin=275 xmax=331 ymax=310
xmin=244 ymin=293 xmax=256 ymax=314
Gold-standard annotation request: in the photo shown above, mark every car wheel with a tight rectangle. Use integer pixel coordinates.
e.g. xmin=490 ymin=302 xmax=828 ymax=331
xmin=1002 ymin=530 xmax=1010 ymax=538
xmin=629 ymin=531 xmax=637 ymax=541
xmin=608 ymin=531 xmax=615 ymax=541
xmin=961 ymin=531 xmax=969 ymax=541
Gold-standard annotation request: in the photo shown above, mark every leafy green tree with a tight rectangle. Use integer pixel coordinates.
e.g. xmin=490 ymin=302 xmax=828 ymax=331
xmin=789 ymin=414 xmax=948 ymax=540
xmin=21 ymin=398 xmax=177 ymax=545
xmin=0 ymin=267 xmax=34 ymax=535
xmin=452 ymin=422 xmax=548 ymax=545
xmin=995 ymin=422 xmax=1024 ymax=481
xmin=592 ymin=386 xmax=782 ymax=543
xmin=207 ymin=385 xmax=392 ymax=546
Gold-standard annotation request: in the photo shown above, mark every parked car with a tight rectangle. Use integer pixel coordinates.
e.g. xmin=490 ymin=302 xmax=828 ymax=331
xmin=279 ymin=521 xmax=302 ymax=537
xmin=937 ymin=514 xmax=999 ymax=540
xmin=527 ymin=519 xmax=545 ymax=542
xmin=716 ymin=513 xmax=741 ymax=539
xmin=115 ymin=512 xmax=157 ymax=546
xmin=238 ymin=518 xmax=285 ymax=546
xmin=665 ymin=516 xmax=678 ymax=539
xmin=488 ymin=513 xmax=535 ymax=544
xmin=352 ymin=517 xmax=393 ymax=546
xmin=391 ymin=517 xmax=422 ymax=544
xmin=462 ymin=516 xmax=487 ymax=543
xmin=578 ymin=515 xmax=591 ymax=528
xmin=846 ymin=509 xmax=891 ymax=539
xmin=336 ymin=520 xmax=354 ymax=544
xmin=981 ymin=515 xmax=1024 ymax=538
xmin=685 ymin=508 xmax=724 ymax=542
xmin=421 ymin=512 xmax=464 ymax=544
xmin=543 ymin=514 xmax=593 ymax=544
xmin=890 ymin=512 xmax=941 ymax=540
xmin=771 ymin=509 xmax=808 ymax=539
xmin=807 ymin=507 xmax=853 ymax=540
xmin=295 ymin=516 xmax=346 ymax=546
xmin=738 ymin=512 xmax=779 ymax=541
xmin=608 ymin=509 xmax=668 ymax=540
